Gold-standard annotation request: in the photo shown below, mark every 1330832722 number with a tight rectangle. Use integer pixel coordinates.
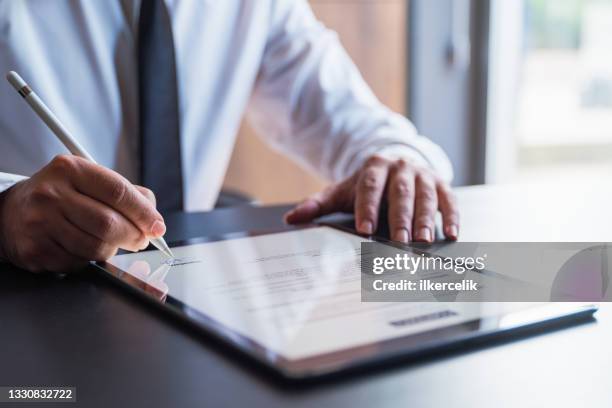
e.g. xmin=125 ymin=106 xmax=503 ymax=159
xmin=0 ymin=387 xmax=76 ymax=403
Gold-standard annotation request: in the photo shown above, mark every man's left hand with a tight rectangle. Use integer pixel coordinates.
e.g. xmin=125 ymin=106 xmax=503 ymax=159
xmin=284 ymin=154 xmax=459 ymax=243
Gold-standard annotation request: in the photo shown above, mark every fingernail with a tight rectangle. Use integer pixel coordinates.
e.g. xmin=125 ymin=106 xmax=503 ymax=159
xmin=360 ymin=220 xmax=373 ymax=235
xmin=417 ymin=227 xmax=432 ymax=242
xmin=394 ymin=228 xmax=410 ymax=243
xmin=150 ymin=220 xmax=166 ymax=237
xmin=447 ymin=225 xmax=459 ymax=240
xmin=283 ymin=210 xmax=294 ymax=223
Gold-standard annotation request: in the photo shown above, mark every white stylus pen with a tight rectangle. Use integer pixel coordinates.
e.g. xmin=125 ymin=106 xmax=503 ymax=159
xmin=6 ymin=71 xmax=174 ymax=259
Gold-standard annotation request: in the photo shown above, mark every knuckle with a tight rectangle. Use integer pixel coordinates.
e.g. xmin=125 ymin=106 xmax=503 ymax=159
xmin=50 ymin=154 xmax=77 ymax=172
xmin=418 ymin=187 xmax=437 ymax=202
xmin=416 ymin=171 xmax=435 ymax=184
xmin=393 ymin=158 xmax=411 ymax=170
xmin=360 ymin=170 xmax=381 ymax=193
xmin=109 ymin=180 xmax=128 ymax=205
xmin=141 ymin=208 xmax=159 ymax=226
xmin=139 ymin=186 xmax=155 ymax=202
xmin=361 ymin=178 xmax=378 ymax=193
xmin=415 ymin=165 xmax=435 ymax=176
xmin=29 ymin=183 xmax=57 ymax=204
xmin=97 ymin=212 xmax=119 ymax=238
xmin=359 ymin=203 xmax=379 ymax=220
xmin=391 ymin=180 xmax=413 ymax=198
xmin=365 ymin=154 xmax=388 ymax=167
xmin=22 ymin=211 xmax=45 ymax=230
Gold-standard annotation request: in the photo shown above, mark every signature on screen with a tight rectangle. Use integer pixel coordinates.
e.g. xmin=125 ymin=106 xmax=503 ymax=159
xmin=162 ymin=257 xmax=202 ymax=267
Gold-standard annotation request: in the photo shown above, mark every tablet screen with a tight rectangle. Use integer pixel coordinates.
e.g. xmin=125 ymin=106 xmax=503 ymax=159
xmin=100 ymin=226 xmax=595 ymax=377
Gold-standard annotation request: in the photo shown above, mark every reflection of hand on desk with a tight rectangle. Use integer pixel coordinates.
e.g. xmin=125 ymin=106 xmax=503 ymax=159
xmin=122 ymin=260 xmax=170 ymax=302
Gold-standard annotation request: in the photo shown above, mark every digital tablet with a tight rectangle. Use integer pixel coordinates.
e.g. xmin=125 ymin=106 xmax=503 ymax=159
xmin=95 ymin=225 xmax=598 ymax=380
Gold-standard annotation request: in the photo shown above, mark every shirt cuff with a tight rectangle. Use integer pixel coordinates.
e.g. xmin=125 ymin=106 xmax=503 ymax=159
xmin=0 ymin=173 xmax=28 ymax=194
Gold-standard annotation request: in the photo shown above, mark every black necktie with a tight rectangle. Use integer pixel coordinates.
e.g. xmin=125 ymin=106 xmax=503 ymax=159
xmin=138 ymin=0 xmax=184 ymax=212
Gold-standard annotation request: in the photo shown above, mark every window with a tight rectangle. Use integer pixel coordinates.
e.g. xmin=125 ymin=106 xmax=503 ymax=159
xmin=488 ymin=0 xmax=612 ymax=183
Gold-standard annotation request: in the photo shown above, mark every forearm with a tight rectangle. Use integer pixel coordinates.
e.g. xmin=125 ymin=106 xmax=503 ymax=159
xmin=248 ymin=0 xmax=453 ymax=183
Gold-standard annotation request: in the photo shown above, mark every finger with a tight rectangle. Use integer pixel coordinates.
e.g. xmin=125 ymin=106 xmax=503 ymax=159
xmin=61 ymin=191 xmax=149 ymax=252
xmin=354 ymin=157 xmax=390 ymax=235
xmin=284 ymin=181 xmax=353 ymax=224
xmin=437 ymin=182 xmax=459 ymax=240
xmin=37 ymin=239 xmax=89 ymax=273
xmin=123 ymin=261 xmax=152 ymax=288
xmin=49 ymin=216 xmax=118 ymax=261
xmin=127 ymin=260 xmax=153 ymax=280
xmin=413 ymin=173 xmax=438 ymax=243
xmin=135 ymin=185 xmax=156 ymax=207
xmin=387 ymin=164 xmax=415 ymax=243
xmin=54 ymin=156 xmax=165 ymax=237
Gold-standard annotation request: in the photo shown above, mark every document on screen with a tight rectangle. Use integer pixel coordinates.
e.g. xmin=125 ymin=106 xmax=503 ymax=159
xmin=107 ymin=227 xmax=535 ymax=360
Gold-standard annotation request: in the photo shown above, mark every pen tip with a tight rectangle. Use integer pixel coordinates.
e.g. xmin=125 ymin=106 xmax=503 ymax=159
xmin=149 ymin=238 xmax=174 ymax=260
xmin=160 ymin=242 xmax=174 ymax=259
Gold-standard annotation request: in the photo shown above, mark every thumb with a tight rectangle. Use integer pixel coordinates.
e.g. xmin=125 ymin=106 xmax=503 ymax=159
xmin=284 ymin=197 xmax=323 ymax=224
xmin=284 ymin=182 xmax=350 ymax=224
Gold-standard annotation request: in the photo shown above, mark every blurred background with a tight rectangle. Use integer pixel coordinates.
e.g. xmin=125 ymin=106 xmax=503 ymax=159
xmin=222 ymin=0 xmax=612 ymax=204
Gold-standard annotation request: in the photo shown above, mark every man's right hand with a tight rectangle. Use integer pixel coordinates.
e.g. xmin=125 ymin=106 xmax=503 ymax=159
xmin=0 ymin=155 xmax=166 ymax=273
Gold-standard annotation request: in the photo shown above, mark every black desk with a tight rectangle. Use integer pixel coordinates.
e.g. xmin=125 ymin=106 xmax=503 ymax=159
xmin=2 ymin=192 xmax=611 ymax=407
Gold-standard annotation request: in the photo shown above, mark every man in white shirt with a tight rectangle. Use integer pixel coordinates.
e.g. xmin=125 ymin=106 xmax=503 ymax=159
xmin=0 ymin=0 xmax=459 ymax=273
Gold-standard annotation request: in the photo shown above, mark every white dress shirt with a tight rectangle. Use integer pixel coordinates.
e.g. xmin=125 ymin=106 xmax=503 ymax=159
xmin=0 ymin=0 xmax=452 ymax=211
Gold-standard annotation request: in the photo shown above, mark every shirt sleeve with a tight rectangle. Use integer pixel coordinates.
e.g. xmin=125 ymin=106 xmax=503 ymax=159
xmin=246 ymin=0 xmax=453 ymax=183
xmin=0 ymin=173 xmax=27 ymax=194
